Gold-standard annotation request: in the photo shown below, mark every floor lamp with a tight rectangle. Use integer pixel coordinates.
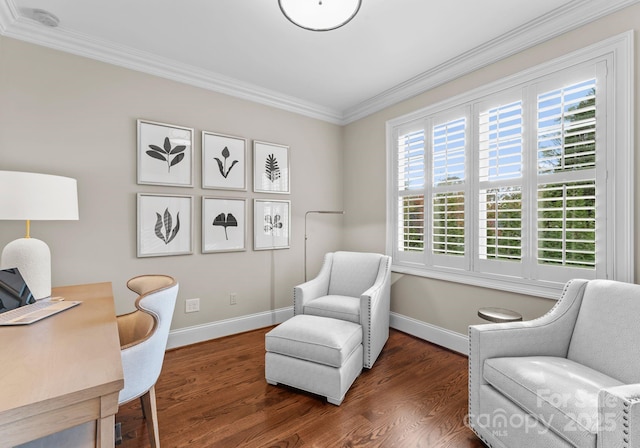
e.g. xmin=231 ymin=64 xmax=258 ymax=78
xmin=0 ymin=171 xmax=79 ymax=299
xmin=304 ymin=210 xmax=344 ymax=282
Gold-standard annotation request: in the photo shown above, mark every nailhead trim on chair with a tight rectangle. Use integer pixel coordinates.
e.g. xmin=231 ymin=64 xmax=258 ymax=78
xmin=622 ymin=396 xmax=640 ymax=448
xmin=293 ymin=287 xmax=298 ymax=316
xmin=362 ymin=255 xmax=391 ymax=369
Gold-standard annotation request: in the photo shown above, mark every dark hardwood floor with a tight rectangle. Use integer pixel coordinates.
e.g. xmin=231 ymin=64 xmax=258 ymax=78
xmin=117 ymin=327 xmax=486 ymax=448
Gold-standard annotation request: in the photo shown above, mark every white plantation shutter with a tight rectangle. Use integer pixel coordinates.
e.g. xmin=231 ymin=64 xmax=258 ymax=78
xmin=432 ymin=191 xmax=465 ymax=256
xmin=478 ymin=187 xmax=522 ymax=262
xmin=477 ymin=101 xmax=523 ymax=275
xmin=537 ymin=80 xmax=596 ymax=174
xmin=431 ymin=118 xmax=466 ymax=262
xmin=537 ymin=181 xmax=596 ymax=268
xmin=432 ymin=118 xmax=466 ymax=186
xmin=535 ymin=78 xmax=598 ymax=280
xmin=395 ymin=127 xmax=425 ymax=261
xmin=387 ymin=35 xmax=632 ymax=297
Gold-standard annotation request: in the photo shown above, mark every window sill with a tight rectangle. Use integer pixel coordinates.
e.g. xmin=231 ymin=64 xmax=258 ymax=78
xmin=391 ymin=263 xmax=566 ymax=300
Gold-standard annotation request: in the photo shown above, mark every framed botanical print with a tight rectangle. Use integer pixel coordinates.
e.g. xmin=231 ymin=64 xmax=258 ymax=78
xmin=202 ymin=196 xmax=247 ymax=253
xmin=254 ymin=199 xmax=291 ymax=250
xmin=253 ymin=141 xmax=290 ymax=194
xmin=137 ymin=193 xmax=193 ymax=257
xmin=137 ymin=119 xmax=194 ymax=187
xmin=202 ymin=131 xmax=247 ymax=191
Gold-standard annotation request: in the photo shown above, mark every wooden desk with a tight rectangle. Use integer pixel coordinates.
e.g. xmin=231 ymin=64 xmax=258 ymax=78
xmin=0 ymin=282 xmax=124 ymax=448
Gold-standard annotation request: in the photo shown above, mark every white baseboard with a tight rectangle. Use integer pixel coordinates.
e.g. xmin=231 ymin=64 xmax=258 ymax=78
xmin=167 ymin=308 xmax=469 ymax=356
xmin=166 ymin=307 xmax=294 ymax=349
xmin=390 ymin=312 xmax=469 ymax=355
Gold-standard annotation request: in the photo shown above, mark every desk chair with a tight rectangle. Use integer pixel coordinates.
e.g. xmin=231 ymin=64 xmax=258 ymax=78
xmin=116 ymin=274 xmax=178 ymax=448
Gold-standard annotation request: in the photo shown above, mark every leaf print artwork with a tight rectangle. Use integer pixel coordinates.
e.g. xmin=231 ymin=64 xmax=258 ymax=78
xmin=154 ymin=208 xmax=180 ymax=244
xmin=264 ymin=214 xmax=283 ymax=234
xmin=212 ymin=213 xmax=238 ymax=240
xmin=147 ymin=137 xmax=186 ymax=172
xmin=265 ymin=154 xmax=281 ymax=183
xmin=214 ymin=146 xmax=239 ymax=179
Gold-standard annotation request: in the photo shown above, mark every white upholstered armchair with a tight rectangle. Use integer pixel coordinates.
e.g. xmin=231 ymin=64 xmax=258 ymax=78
xmin=294 ymin=251 xmax=392 ymax=369
xmin=117 ymin=274 xmax=178 ymax=448
xmin=469 ymin=279 xmax=640 ymax=448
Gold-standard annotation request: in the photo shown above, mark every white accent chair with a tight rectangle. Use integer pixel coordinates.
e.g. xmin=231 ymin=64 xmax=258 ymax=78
xmin=116 ymin=275 xmax=178 ymax=448
xmin=469 ymin=279 xmax=640 ymax=448
xmin=294 ymin=251 xmax=392 ymax=369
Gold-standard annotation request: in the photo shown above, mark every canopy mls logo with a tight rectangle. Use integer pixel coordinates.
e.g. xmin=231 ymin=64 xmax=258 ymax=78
xmin=466 ymin=389 xmax=620 ymax=437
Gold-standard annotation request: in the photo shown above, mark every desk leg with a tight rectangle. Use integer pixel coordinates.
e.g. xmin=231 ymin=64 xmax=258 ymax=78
xmin=97 ymin=414 xmax=115 ymax=448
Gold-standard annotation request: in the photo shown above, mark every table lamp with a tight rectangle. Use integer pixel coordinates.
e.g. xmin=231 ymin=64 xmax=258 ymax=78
xmin=0 ymin=171 xmax=79 ymax=299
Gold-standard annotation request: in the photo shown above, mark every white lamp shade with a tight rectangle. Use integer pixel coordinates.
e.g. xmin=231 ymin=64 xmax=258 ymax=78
xmin=279 ymin=0 xmax=361 ymax=31
xmin=0 ymin=171 xmax=78 ymax=221
xmin=0 ymin=171 xmax=79 ymax=299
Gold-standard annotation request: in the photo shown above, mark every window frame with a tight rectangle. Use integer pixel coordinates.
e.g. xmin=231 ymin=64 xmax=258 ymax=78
xmin=385 ymin=32 xmax=634 ymax=299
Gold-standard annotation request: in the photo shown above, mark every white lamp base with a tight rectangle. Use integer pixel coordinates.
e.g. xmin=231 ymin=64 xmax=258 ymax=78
xmin=1 ymin=238 xmax=51 ymax=299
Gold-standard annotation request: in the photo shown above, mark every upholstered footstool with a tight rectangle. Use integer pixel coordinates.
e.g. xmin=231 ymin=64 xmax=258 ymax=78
xmin=265 ymin=314 xmax=363 ymax=405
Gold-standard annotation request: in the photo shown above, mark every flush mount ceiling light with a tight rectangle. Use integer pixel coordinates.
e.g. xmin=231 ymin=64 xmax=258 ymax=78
xmin=278 ymin=0 xmax=362 ymax=31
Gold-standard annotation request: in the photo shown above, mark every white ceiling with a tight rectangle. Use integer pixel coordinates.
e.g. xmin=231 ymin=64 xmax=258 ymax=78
xmin=0 ymin=0 xmax=637 ymax=124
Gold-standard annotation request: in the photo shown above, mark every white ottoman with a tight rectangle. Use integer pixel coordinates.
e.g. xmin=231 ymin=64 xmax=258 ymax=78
xmin=265 ymin=314 xmax=363 ymax=405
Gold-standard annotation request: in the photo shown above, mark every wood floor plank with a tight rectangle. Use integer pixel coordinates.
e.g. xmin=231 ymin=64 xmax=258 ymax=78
xmin=117 ymin=328 xmax=486 ymax=448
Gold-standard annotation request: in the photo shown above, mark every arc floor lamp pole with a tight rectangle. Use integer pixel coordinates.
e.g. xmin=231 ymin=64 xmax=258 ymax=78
xmin=304 ymin=210 xmax=345 ymax=282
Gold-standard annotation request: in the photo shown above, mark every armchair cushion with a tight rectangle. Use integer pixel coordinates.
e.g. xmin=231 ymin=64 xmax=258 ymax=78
xmin=485 ymin=356 xmax=623 ymax=448
xmin=303 ymin=295 xmax=360 ymax=323
xmin=327 ymin=252 xmax=383 ymax=297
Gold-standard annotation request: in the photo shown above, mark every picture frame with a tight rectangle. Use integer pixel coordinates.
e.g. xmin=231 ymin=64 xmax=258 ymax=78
xmin=202 ymin=131 xmax=247 ymax=191
xmin=253 ymin=141 xmax=290 ymax=194
xmin=202 ymin=196 xmax=247 ymax=253
xmin=137 ymin=193 xmax=193 ymax=257
xmin=254 ymin=199 xmax=291 ymax=250
xmin=137 ymin=119 xmax=194 ymax=187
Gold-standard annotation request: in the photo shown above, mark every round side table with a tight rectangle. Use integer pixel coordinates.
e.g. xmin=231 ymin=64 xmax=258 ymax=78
xmin=478 ymin=307 xmax=522 ymax=323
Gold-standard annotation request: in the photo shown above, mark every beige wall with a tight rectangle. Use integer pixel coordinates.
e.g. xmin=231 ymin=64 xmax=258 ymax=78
xmin=343 ymin=4 xmax=640 ymax=335
xmin=0 ymin=36 xmax=344 ymax=329
xmin=1 ymin=3 xmax=638 ymax=338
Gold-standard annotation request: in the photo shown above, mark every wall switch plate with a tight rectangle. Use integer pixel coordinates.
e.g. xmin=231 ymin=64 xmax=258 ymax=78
xmin=185 ymin=298 xmax=200 ymax=313
xmin=229 ymin=293 xmax=237 ymax=305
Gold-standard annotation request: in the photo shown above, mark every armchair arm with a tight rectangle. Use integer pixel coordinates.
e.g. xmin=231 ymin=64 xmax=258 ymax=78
xmin=293 ymin=253 xmax=332 ymax=315
xmin=468 ymin=279 xmax=588 ymax=422
xmin=599 ymin=384 xmax=640 ymax=447
xmin=360 ymin=255 xmax=392 ymax=368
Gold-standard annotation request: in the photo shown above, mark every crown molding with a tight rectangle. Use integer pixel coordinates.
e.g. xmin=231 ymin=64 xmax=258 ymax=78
xmin=0 ymin=0 xmax=17 ymax=33
xmin=0 ymin=1 xmax=344 ymax=125
xmin=0 ymin=0 xmax=638 ymax=125
xmin=342 ymin=0 xmax=640 ymax=124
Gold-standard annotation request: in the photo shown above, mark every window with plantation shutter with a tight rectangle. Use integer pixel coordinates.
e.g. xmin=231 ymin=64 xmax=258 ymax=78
xmin=477 ymin=100 xmax=523 ymax=273
xmin=396 ymin=128 xmax=425 ymax=257
xmin=387 ymin=34 xmax=632 ymax=298
xmin=536 ymin=79 xmax=597 ymax=275
xmin=432 ymin=118 xmax=466 ymax=260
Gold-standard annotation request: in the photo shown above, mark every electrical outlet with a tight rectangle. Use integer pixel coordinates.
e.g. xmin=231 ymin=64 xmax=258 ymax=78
xmin=229 ymin=293 xmax=237 ymax=305
xmin=185 ymin=298 xmax=200 ymax=313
